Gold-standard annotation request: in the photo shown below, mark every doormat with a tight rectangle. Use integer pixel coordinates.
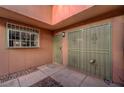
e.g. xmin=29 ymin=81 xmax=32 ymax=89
xmin=30 ymin=76 xmax=63 ymax=87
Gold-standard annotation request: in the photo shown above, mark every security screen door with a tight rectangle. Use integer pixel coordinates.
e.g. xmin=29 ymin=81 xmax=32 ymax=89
xmin=53 ymin=35 xmax=63 ymax=64
xmin=68 ymin=23 xmax=112 ymax=80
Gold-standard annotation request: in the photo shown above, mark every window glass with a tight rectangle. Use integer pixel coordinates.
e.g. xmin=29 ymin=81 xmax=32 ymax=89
xmin=16 ymin=31 xmax=20 ymax=40
xmin=21 ymin=32 xmax=26 ymax=40
xmin=27 ymin=41 xmax=30 ymax=46
xmin=12 ymin=31 xmax=16 ymax=39
xmin=31 ymin=34 xmax=35 ymax=41
xmin=31 ymin=41 xmax=35 ymax=46
xmin=27 ymin=33 xmax=30 ymax=40
xmin=9 ymin=40 xmax=13 ymax=47
xmin=14 ymin=40 xmax=20 ymax=47
xmin=9 ymin=30 xmax=12 ymax=39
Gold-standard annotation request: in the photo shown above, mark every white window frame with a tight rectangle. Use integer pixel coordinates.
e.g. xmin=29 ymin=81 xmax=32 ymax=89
xmin=6 ymin=22 xmax=40 ymax=48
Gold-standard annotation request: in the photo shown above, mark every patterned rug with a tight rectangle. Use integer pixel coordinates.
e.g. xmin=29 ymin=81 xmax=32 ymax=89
xmin=31 ymin=76 xmax=63 ymax=87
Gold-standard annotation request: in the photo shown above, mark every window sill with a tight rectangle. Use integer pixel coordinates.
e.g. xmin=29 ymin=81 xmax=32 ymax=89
xmin=7 ymin=46 xmax=40 ymax=49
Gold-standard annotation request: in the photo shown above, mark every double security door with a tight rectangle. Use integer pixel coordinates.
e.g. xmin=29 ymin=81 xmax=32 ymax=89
xmin=68 ymin=23 xmax=112 ymax=80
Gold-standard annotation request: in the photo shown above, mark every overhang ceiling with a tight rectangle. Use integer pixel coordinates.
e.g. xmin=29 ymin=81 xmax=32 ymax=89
xmin=0 ymin=5 xmax=123 ymax=31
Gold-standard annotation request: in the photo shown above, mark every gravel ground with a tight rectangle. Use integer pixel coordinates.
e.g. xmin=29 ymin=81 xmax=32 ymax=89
xmin=0 ymin=67 xmax=38 ymax=83
xmin=31 ymin=76 xmax=63 ymax=87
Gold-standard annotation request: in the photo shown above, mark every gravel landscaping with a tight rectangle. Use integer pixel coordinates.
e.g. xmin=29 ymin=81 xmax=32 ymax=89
xmin=31 ymin=76 xmax=63 ymax=87
xmin=0 ymin=67 xmax=38 ymax=83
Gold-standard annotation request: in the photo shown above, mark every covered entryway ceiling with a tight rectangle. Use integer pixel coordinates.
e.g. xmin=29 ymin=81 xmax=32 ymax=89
xmin=0 ymin=5 xmax=123 ymax=31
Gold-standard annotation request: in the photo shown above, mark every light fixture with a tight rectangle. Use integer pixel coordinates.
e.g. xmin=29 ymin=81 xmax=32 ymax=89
xmin=62 ymin=32 xmax=65 ymax=37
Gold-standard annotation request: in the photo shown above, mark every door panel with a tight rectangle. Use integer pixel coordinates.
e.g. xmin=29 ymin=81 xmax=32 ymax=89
xmin=68 ymin=23 xmax=112 ymax=80
xmin=53 ymin=35 xmax=62 ymax=64
xmin=68 ymin=30 xmax=81 ymax=69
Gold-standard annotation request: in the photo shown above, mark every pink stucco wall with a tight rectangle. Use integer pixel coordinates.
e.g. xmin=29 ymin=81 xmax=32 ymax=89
xmin=52 ymin=5 xmax=93 ymax=24
xmin=1 ymin=5 xmax=93 ymax=25
xmin=0 ymin=18 xmax=53 ymax=76
xmin=1 ymin=5 xmax=52 ymax=24
xmin=112 ymin=16 xmax=124 ymax=84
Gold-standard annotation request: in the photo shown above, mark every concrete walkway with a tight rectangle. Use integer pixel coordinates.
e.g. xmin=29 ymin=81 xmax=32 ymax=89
xmin=0 ymin=64 xmax=121 ymax=87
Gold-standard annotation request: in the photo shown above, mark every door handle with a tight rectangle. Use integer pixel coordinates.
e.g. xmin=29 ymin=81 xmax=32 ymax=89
xmin=89 ymin=59 xmax=96 ymax=64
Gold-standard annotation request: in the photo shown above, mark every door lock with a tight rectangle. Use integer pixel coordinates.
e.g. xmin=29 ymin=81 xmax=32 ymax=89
xmin=89 ymin=59 xmax=96 ymax=64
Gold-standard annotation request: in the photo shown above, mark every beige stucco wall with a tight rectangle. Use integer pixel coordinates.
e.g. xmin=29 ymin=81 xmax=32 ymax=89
xmin=0 ymin=18 xmax=53 ymax=76
xmin=54 ymin=15 xmax=124 ymax=85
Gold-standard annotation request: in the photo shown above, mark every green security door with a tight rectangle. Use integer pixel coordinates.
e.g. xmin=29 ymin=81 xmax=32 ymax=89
xmin=68 ymin=23 xmax=112 ymax=81
xmin=53 ymin=35 xmax=63 ymax=64
xmin=68 ymin=30 xmax=81 ymax=69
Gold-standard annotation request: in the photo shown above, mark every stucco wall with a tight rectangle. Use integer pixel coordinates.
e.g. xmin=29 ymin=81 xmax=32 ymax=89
xmin=54 ymin=15 xmax=124 ymax=85
xmin=112 ymin=16 xmax=124 ymax=84
xmin=0 ymin=18 xmax=53 ymax=76
xmin=52 ymin=5 xmax=93 ymax=24
xmin=1 ymin=5 xmax=52 ymax=24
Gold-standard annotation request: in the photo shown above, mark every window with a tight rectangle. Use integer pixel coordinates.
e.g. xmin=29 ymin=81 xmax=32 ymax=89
xmin=7 ymin=23 xmax=40 ymax=48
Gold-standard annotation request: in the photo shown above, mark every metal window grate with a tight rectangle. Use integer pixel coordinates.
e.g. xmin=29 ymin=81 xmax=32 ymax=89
xmin=6 ymin=22 xmax=40 ymax=48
